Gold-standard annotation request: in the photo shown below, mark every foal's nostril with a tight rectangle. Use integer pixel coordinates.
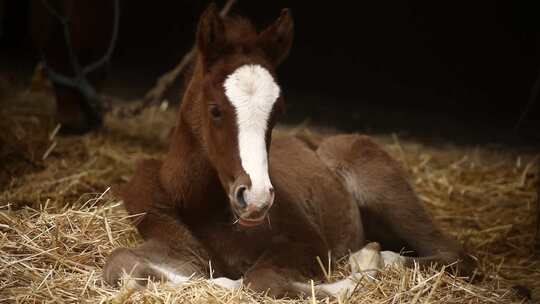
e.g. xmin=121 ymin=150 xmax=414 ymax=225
xmin=235 ymin=186 xmax=248 ymax=208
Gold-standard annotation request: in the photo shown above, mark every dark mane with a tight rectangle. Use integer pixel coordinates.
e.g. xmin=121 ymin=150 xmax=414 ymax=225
xmin=222 ymin=15 xmax=259 ymax=46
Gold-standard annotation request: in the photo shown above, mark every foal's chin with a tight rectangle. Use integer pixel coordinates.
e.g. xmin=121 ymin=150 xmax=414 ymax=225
xmin=231 ymin=204 xmax=271 ymax=228
xmin=238 ymin=216 xmax=267 ymax=227
xmin=229 ymin=195 xmax=274 ymax=228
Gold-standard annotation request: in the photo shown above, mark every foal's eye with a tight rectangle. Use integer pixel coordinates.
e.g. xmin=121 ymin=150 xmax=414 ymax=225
xmin=209 ymin=104 xmax=222 ymax=120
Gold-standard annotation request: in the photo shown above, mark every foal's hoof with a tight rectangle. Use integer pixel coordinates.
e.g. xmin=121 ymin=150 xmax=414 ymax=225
xmin=103 ymin=247 xmax=159 ymax=287
xmin=309 ymin=243 xmax=387 ymax=298
xmin=104 ymin=248 xmax=136 ymax=286
xmin=349 ymin=242 xmax=383 ymax=278
xmin=210 ymin=277 xmax=243 ymax=289
xmin=291 ymin=243 xmax=405 ymax=299
xmin=380 ymin=251 xmax=406 ymax=267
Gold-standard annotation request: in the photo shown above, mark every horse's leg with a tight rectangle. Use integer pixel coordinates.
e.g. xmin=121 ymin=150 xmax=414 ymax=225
xmin=316 ymin=134 xmax=476 ymax=276
xmin=240 ymin=242 xmax=385 ymax=298
xmin=104 ymin=240 xmax=197 ymax=287
xmin=291 ymin=242 xmax=386 ymax=298
xmin=105 ymin=159 xmax=237 ymax=289
xmin=104 ymin=239 xmax=242 ymax=290
xmin=238 ymin=243 xmax=327 ymax=298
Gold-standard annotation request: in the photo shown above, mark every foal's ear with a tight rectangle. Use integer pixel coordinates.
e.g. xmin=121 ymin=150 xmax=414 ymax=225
xmin=258 ymin=9 xmax=294 ymax=66
xmin=197 ymin=3 xmax=227 ymax=68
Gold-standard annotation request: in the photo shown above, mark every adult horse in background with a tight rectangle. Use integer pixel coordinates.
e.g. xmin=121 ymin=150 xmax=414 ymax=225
xmin=104 ymin=4 xmax=476 ymax=298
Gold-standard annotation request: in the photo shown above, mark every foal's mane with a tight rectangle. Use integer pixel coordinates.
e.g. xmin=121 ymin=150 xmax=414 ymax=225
xmin=220 ymin=15 xmax=259 ymax=45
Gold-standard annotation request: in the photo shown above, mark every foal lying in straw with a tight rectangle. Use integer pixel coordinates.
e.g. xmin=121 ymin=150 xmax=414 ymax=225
xmin=104 ymin=4 xmax=476 ymax=299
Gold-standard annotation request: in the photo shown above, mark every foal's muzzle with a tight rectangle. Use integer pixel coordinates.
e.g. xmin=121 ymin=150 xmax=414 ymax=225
xmin=232 ymin=184 xmax=275 ymax=227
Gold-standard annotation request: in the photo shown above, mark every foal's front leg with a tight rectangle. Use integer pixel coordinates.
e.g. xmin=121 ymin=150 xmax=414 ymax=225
xmin=103 ymin=210 xmax=218 ymax=289
xmin=105 ymin=159 xmax=211 ymax=287
xmin=104 ymin=239 xmax=196 ymax=287
xmin=105 ymin=159 xmax=238 ymax=290
xmin=241 ymin=242 xmax=391 ymax=298
xmin=291 ymin=242 xmax=398 ymax=298
xmin=104 ymin=239 xmax=241 ymax=290
xmin=240 ymin=243 xmax=326 ymax=298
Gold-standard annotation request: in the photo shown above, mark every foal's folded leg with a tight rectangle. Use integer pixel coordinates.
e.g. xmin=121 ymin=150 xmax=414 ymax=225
xmin=317 ymin=134 xmax=477 ymax=277
xmin=105 ymin=237 xmax=242 ymax=291
xmin=104 ymin=240 xmax=241 ymax=304
xmin=240 ymin=243 xmax=328 ymax=298
xmin=241 ymin=243 xmax=393 ymax=299
xmin=106 ymin=159 xmax=236 ymax=289
xmin=291 ymin=242 xmax=395 ymax=298
xmin=103 ymin=239 xmax=199 ymax=288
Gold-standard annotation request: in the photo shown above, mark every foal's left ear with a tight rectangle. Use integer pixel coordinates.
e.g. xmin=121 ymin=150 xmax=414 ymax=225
xmin=258 ymin=9 xmax=294 ymax=66
xmin=197 ymin=3 xmax=227 ymax=69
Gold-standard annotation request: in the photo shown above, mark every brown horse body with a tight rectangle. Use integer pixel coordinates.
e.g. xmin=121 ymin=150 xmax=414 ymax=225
xmin=104 ymin=6 xmax=474 ymax=297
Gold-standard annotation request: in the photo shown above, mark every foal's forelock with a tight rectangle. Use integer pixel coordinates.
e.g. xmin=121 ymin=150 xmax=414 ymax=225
xmin=224 ymin=64 xmax=280 ymax=206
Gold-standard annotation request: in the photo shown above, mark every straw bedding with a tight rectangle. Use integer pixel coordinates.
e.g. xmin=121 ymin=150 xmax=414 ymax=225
xmin=1 ymin=82 xmax=538 ymax=303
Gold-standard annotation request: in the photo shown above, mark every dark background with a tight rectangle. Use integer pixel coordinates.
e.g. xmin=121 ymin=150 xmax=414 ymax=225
xmin=1 ymin=0 xmax=539 ymax=146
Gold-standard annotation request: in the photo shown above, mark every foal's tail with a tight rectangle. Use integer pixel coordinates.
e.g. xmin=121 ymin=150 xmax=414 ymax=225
xmin=315 ymin=134 xmax=477 ymax=277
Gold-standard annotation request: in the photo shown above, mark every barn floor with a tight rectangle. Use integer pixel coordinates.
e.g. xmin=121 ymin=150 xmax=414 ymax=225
xmin=0 ymin=81 xmax=539 ymax=303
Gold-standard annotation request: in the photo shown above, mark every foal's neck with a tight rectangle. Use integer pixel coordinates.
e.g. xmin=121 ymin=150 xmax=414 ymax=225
xmin=159 ymin=60 xmax=226 ymax=217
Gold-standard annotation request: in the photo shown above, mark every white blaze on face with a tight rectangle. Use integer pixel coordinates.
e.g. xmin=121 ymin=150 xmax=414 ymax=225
xmin=224 ymin=64 xmax=280 ymax=206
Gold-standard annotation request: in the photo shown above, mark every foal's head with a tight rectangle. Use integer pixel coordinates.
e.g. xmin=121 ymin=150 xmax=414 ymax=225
xmin=191 ymin=5 xmax=293 ymax=226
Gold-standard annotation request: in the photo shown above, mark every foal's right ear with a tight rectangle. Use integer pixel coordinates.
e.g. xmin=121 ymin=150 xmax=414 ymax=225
xmin=196 ymin=3 xmax=227 ymax=69
xmin=258 ymin=9 xmax=294 ymax=66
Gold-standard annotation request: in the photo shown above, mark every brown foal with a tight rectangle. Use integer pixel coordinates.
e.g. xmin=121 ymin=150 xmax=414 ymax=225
xmin=103 ymin=4 xmax=476 ymax=298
